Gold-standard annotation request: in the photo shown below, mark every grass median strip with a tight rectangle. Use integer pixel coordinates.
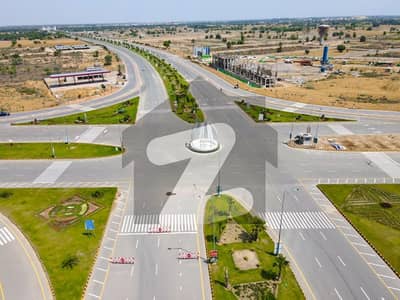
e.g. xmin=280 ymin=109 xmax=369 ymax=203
xmin=318 ymin=184 xmax=400 ymax=274
xmin=0 ymin=143 xmax=122 ymax=159
xmin=236 ymin=101 xmax=348 ymax=122
xmin=204 ymin=194 xmax=304 ymax=299
xmin=17 ymin=97 xmax=139 ymax=125
xmin=0 ymin=187 xmax=117 ymax=300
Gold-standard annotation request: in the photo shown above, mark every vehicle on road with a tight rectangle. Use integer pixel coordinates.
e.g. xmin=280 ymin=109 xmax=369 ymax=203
xmin=0 ymin=111 xmax=10 ymax=117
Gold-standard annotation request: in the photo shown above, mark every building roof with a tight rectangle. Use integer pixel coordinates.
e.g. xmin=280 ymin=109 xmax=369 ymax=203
xmin=49 ymin=69 xmax=110 ymax=79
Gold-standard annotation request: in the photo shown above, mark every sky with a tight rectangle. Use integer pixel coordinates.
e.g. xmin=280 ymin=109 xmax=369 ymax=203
xmin=1 ymin=0 xmax=399 ymax=26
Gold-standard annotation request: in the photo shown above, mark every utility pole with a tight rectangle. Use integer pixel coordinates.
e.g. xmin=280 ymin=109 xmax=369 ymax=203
xmin=216 ymin=151 xmax=221 ymax=196
xmin=275 ymin=191 xmax=286 ymax=255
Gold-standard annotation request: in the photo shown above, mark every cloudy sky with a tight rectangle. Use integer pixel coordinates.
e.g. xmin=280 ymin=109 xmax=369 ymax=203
xmin=1 ymin=0 xmax=399 ymax=26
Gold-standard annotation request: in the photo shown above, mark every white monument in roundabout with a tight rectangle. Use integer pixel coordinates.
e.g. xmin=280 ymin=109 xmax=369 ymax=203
xmin=188 ymin=122 xmax=220 ymax=153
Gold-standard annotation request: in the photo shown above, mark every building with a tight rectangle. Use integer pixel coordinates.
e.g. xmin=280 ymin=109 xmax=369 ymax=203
xmin=193 ymin=46 xmax=211 ymax=58
xmin=48 ymin=67 xmax=110 ymax=86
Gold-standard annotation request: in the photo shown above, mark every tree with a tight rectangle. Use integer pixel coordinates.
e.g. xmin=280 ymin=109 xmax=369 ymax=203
xmin=360 ymin=35 xmax=367 ymax=42
xmin=337 ymin=44 xmax=346 ymax=52
xmin=226 ymin=41 xmax=232 ymax=49
xmin=61 ymin=255 xmax=79 ymax=269
xmin=104 ymin=54 xmax=112 ymax=66
xmin=215 ymin=33 xmax=221 ymax=39
xmin=163 ymin=40 xmax=171 ymax=48
xmin=273 ymin=254 xmax=289 ymax=280
xmin=277 ymin=42 xmax=283 ymax=53
xmin=305 ymin=49 xmax=310 ymax=55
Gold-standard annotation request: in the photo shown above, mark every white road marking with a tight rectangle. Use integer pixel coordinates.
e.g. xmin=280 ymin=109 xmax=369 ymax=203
xmin=388 ymin=286 xmax=400 ymax=291
xmin=337 ymin=256 xmax=346 ymax=267
xmin=77 ymin=127 xmax=106 ymax=143
xmin=360 ymin=286 xmax=370 ymax=300
xmin=0 ymin=227 xmax=15 ymax=246
xmin=33 ymin=161 xmax=72 ymax=184
xmin=120 ymin=214 xmax=198 ymax=233
xmin=359 ymin=252 xmax=376 ymax=257
xmin=328 ymin=124 xmax=353 ymax=135
xmin=157 ymin=238 xmax=160 ymax=248
xmin=155 ymin=264 xmax=158 ymax=275
xmin=88 ymin=293 xmax=100 ymax=299
xmin=334 ymin=288 xmax=343 ymax=300
xmin=368 ymin=262 xmax=387 ymax=268
xmin=96 ymin=267 xmax=107 ymax=272
xmin=93 ymin=279 xmax=104 ymax=285
xmin=298 ymin=232 xmax=306 ymax=241
xmin=363 ymin=152 xmax=400 ymax=178
xmin=315 ymin=257 xmax=322 ymax=268
xmin=135 ymin=239 xmax=139 ymax=249
xmin=319 ymin=231 xmax=327 ymax=241
xmin=260 ymin=211 xmax=335 ymax=230
xmin=130 ymin=265 xmax=135 ymax=277
xmin=377 ymin=274 xmax=396 ymax=280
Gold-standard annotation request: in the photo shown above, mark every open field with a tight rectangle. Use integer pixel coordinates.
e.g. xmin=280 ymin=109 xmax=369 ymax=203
xmin=205 ymin=65 xmax=400 ymax=111
xmin=318 ymin=184 xmax=400 ymax=274
xmin=236 ymin=101 xmax=347 ymax=122
xmin=204 ymin=194 xmax=304 ymax=299
xmin=0 ymin=143 xmax=122 ymax=159
xmin=24 ymin=97 xmax=139 ymax=125
xmin=289 ymin=134 xmax=400 ymax=152
xmin=94 ymin=20 xmax=400 ymax=111
xmin=0 ymin=187 xmax=117 ymax=300
xmin=0 ymin=37 xmax=124 ymax=112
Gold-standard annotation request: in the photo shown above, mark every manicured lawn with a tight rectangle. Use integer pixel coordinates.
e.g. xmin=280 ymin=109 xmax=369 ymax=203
xmin=131 ymin=46 xmax=204 ymax=123
xmin=0 ymin=188 xmax=117 ymax=300
xmin=204 ymin=195 xmax=304 ymax=299
xmin=318 ymin=184 xmax=400 ymax=274
xmin=235 ymin=101 xmax=348 ymax=123
xmin=19 ymin=98 xmax=139 ymax=125
xmin=0 ymin=143 xmax=122 ymax=159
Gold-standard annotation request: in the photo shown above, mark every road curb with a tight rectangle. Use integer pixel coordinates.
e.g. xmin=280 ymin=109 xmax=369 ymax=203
xmin=318 ymin=185 xmax=400 ymax=279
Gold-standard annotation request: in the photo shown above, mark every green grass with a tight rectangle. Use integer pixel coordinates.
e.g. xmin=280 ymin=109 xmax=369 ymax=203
xmin=204 ymin=195 xmax=304 ymax=299
xmin=130 ymin=46 xmax=204 ymax=123
xmin=18 ymin=98 xmax=139 ymax=125
xmin=0 ymin=143 xmax=122 ymax=159
xmin=318 ymin=184 xmax=400 ymax=274
xmin=236 ymin=101 xmax=349 ymax=123
xmin=0 ymin=188 xmax=117 ymax=300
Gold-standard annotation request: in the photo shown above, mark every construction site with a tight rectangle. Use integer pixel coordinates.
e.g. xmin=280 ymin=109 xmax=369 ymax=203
xmin=100 ymin=19 xmax=400 ymax=110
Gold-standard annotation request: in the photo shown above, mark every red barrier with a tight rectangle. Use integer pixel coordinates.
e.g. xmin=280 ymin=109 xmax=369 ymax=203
xmin=109 ymin=257 xmax=135 ymax=264
xmin=178 ymin=251 xmax=199 ymax=260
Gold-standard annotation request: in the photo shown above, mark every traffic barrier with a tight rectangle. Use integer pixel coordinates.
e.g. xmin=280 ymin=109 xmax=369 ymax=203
xmin=178 ymin=251 xmax=199 ymax=260
xmin=148 ymin=226 xmax=171 ymax=234
xmin=109 ymin=257 xmax=135 ymax=264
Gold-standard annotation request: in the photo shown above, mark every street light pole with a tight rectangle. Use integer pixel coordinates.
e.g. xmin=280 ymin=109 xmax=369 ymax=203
xmin=275 ymin=191 xmax=286 ymax=255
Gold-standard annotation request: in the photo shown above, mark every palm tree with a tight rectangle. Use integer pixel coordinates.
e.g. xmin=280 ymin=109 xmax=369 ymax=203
xmin=61 ymin=255 xmax=79 ymax=269
xmin=273 ymin=254 xmax=288 ymax=280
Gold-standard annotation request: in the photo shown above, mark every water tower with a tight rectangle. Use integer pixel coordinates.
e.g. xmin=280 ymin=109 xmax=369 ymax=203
xmin=318 ymin=25 xmax=330 ymax=45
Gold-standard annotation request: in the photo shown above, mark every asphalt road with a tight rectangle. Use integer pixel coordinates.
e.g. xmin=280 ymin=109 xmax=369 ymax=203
xmin=0 ymin=39 xmax=400 ymax=300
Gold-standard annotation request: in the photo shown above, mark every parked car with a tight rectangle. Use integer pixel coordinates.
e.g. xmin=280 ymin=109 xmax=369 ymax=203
xmin=0 ymin=111 xmax=10 ymax=117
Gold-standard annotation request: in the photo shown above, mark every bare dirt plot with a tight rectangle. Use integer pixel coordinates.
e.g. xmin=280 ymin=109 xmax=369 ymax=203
xmin=289 ymin=134 xmax=400 ymax=152
xmin=232 ymin=249 xmax=260 ymax=271
xmin=203 ymin=65 xmax=400 ymax=111
xmin=219 ymin=220 xmax=247 ymax=244
xmin=0 ymin=39 xmax=124 ymax=112
xmin=0 ymin=38 xmax=82 ymax=49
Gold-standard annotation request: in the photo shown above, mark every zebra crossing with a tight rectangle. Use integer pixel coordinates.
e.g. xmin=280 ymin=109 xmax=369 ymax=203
xmin=259 ymin=211 xmax=335 ymax=230
xmin=0 ymin=227 xmax=15 ymax=246
xmin=120 ymin=214 xmax=198 ymax=234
